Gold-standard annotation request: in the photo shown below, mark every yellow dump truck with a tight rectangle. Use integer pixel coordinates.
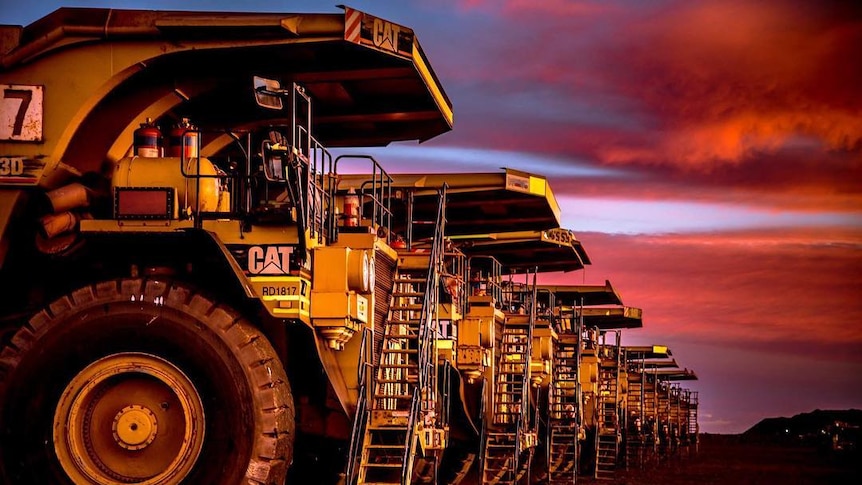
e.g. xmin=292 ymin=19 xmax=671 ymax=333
xmin=0 ymin=6 xmax=456 ymax=484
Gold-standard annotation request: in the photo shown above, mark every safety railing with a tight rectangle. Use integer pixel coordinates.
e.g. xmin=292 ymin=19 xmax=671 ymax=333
xmin=401 ymin=185 xmax=447 ymax=483
xmin=296 ymin=124 xmax=333 ymax=244
xmin=402 ymin=387 xmax=421 ymax=485
xmin=344 ymin=328 xmax=373 ymax=484
xmin=466 ymin=255 xmax=503 ymax=304
xmin=332 ymin=154 xmax=393 ymax=243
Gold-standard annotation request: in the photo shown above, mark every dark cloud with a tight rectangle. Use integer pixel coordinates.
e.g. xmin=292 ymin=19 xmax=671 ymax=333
xmin=538 ymin=229 xmax=862 ymax=432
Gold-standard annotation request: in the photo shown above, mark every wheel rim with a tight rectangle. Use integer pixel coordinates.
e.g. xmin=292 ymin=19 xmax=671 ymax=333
xmin=53 ymin=353 xmax=205 ymax=485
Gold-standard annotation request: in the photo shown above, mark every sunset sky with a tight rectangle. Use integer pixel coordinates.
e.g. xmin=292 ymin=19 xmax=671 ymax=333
xmin=2 ymin=0 xmax=860 ymax=434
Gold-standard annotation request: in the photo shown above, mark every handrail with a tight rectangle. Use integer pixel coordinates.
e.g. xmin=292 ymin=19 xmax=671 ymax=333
xmin=478 ymin=377 xmax=488 ymax=481
xmin=333 ymin=154 xmax=393 ymax=243
xmin=296 ymin=124 xmax=332 ymax=243
xmin=516 ymin=268 xmax=538 ymax=461
xmin=466 ymin=255 xmax=502 ymax=304
xmin=440 ymin=359 xmax=452 ymax=430
xmin=402 ymin=387 xmax=421 ymax=485
xmin=344 ymin=388 xmax=367 ymax=485
xmin=344 ymin=328 xmax=372 ymax=485
xmin=402 ymin=185 xmax=447 ymax=483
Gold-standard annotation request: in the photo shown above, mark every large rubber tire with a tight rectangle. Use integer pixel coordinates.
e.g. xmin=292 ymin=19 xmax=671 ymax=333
xmin=0 ymin=278 xmax=294 ymax=484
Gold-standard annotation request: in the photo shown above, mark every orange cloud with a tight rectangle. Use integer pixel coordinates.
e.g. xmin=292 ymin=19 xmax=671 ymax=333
xmin=595 ymin=0 xmax=862 ymax=168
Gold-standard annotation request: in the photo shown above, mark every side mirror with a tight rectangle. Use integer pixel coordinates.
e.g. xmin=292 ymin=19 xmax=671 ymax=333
xmin=254 ymin=76 xmax=284 ymax=110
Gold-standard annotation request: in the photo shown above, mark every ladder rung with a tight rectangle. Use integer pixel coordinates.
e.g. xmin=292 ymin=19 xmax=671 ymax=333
xmin=396 ymin=277 xmax=426 ymax=283
xmin=376 ymin=377 xmax=418 ymax=383
xmin=387 ymin=318 xmax=421 ymax=324
xmin=390 ymin=304 xmax=423 ymax=311
xmin=384 ymin=333 xmax=418 ymax=339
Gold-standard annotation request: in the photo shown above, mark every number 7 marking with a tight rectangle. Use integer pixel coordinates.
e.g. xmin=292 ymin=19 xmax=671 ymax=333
xmin=4 ymin=89 xmax=32 ymax=137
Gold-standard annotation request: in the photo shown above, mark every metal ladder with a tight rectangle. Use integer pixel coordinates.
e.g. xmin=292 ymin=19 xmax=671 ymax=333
xmin=625 ymin=369 xmax=644 ymax=470
xmin=482 ymin=323 xmax=530 ymax=484
xmin=687 ymin=391 xmax=699 ymax=455
xmin=354 ymin=191 xmax=446 ymax=485
xmin=657 ymin=381 xmax=670 ymax=460
xmin=356 ymin=265 xmax=426 ymax=485
xmin=642 ymin=372 xmax=658 ymax=464
xmin=548 ymin=335 xmax=580 ymax=484
xmin=595 ymin=341 xmax=620 ymax=480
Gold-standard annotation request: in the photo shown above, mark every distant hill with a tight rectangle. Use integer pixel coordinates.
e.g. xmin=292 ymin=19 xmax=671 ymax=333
xmin=742 ymin=409 xmax=862 ymax=447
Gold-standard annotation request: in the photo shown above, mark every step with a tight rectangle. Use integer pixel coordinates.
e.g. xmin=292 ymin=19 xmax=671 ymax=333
xmin=390 ymin=304 xmax=424 ymax=311
xmin=361 ymin=462 xmax=403 ymax=469
xmin=486 ymin=443 xmax=517 ymax=449
xmin=374 ymin=393 xmax=413 ymax=399
xmin=384 ymin=332 xmax=419 ymax=339
xmin=387 ymin=318 xmax=422 ymax=325
xmin=395 ymin=277 xmax=427 ymax=284
xmin=367 ymin=424 xmax=409 ymax=431
xmin=375 ymin=377 xmax=418 ymax=384
xmin=366 ymin=444 xmax=406 ymax=449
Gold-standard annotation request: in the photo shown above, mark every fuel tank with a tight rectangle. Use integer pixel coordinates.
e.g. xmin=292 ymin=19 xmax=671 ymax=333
xmin=112 ymin=156 xmax=226 ymax=216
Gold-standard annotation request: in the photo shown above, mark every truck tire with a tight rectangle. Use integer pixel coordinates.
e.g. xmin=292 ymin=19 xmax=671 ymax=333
xmin=0 ymin=278 xmax=294 ymax=485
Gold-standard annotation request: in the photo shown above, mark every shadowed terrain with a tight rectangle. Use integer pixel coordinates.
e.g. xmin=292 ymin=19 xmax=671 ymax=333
xmin=609 ymin=433 xmax=860 ymax=485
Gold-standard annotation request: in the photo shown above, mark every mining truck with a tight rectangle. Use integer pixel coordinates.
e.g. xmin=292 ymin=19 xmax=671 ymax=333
xmin=0 ymin=6 xmax=460 ymax=484
xmin=336 ymin=172 xmax=594 ymax=484
xmin=653 ymin=367 xmax=698 ymax=460
xmin=622 ymin=345 xmax=672 ymax=469
xmin=528 ymin=284 xmax=642 ymax=482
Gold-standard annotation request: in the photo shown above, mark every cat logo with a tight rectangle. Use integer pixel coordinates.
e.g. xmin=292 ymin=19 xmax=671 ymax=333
xmin=248 ymin=246 xmax=293 ymax=275
xmin=345 ymin=7 xmax=413 ymax=58
xmin=371 ymin=17 xmax=401 ymax=53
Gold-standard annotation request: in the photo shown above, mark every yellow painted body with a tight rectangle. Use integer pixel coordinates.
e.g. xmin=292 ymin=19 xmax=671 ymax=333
xmin=458 ymin=296 xmax=501 ymax=381
xmin=530 ymin=324 xmax=555 ymax=387
xmin=309 ymin=232 xmax=391 ymax=414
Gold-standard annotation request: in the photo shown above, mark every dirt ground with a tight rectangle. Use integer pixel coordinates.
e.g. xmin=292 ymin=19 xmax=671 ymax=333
xmin=591 ymin=434 xmax=861 ymax=485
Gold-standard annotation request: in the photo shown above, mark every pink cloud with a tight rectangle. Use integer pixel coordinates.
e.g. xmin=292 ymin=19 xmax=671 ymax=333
xmin=551 ymin=229 xmax=862 ymax=360
xmin=593 ymin=0 xmax=862 ymax=168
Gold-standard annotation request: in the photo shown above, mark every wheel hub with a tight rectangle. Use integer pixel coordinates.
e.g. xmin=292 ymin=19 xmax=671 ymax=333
xmin=113 ymin=404 xmax=158 ymax=450
xmin=53 ymin=353 xmax=205 ymax=484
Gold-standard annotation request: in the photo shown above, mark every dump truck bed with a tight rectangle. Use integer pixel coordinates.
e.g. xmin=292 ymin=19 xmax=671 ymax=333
xmin=339 ymin=169 xmax=562 ymax=238
xmin=580 ymin=306 xmax=644 ymax=329
xmin=538 ymin=281 xmax=622 ymax=306
xmin=456 ymin=229 xmax=588 ymax=272
xmin=0 ymin=6 xmax=453 ymax=185
xmin=625 ymin=345 xmax=672 ymax=360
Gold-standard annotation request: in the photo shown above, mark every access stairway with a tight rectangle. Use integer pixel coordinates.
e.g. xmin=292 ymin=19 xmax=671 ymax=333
xmin=355 ymin=263 xmax=428 ymax=485
xmin=547 ymin=335 xmax=580 ymax=484
xmin=642 ymin=373 xmax=659 ymax=464
xmin=353 ymin=198 xmax=448 ymax=484
xmin=625 ymin=372 xmax=644 ymax=470
xmin=687 ymin=391 xmax=699 ymax=455
xmin=482 ymin=320 xmax=533 ymax=484
xmin=595 ymin=348 xmax=620 ymax=480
